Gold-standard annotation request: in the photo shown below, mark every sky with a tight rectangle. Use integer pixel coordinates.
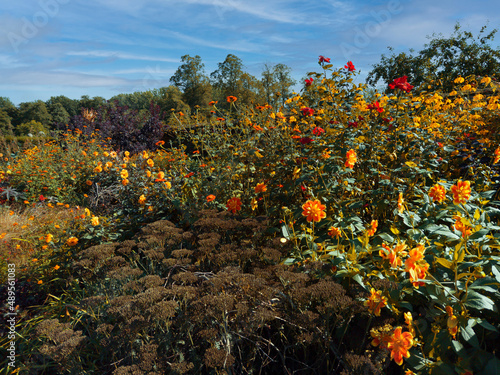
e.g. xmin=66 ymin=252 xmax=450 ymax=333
xmin=1 ymin=0 xmax=499 ymax=105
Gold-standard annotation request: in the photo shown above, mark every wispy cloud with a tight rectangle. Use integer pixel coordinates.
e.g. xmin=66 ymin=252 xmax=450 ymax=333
xmin=66 ymin=50 xmax=180 ymax=63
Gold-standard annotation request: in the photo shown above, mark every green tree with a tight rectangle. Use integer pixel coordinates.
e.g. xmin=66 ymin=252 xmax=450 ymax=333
xmin=45 ymin=96 xmax=79 ymax=118
xmin=150 ymin=86 xmax=190 ymax=116
xmin=170 ymin=55 xmax=212 ymax=109
xmin=261 ymin=63 xmax=296 ymax=108
xmin=16 ymin=120 xmax=48 ymax=136
xmin=0 ymin=110 xmax=14 ymax=136
xmin=78 ymin=96 xmax=107 ymax=111
xmin=210 ymin=54 xmax=261 ymax=106
xmin=17 ymin=100 xmax=53 ymax=129
xmin=367 ymin=23 xmax=500 ymax=92
xmin=48 ymin=102 xmax=70 ymax=127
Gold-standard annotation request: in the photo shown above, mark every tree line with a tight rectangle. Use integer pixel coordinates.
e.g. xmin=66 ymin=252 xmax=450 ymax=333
xmin=0 ymin=54 xmax=296 ymax=137
xmin=1 ymin=23 xmax=498 ymax=138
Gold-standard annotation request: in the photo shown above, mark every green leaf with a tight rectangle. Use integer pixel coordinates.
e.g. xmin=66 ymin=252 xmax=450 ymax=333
xmin=378 ymin=232 xmax=394 ymax=242
xmin=460 ymin=320 xmax=479 ymax=348
xmin=463 ymin=290 xmax=497 ymax=311
xmin=476 ymin=318 xmax=499 ymax=332
xmin=469 ymin=277 xmax=499 ymax=293
xmin=469 ymin=228 xmax=489 ymax=240
xmin=281 ymin=225 xmax=291 ymax=240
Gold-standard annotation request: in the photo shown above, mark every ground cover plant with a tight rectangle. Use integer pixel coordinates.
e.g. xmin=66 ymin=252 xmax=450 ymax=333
xmin=0 ymin=57 xmax=499 ymax=375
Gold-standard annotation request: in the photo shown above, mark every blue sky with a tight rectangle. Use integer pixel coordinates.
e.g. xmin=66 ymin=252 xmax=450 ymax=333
xmin=1 ymin=0 xmax=499 ymax=105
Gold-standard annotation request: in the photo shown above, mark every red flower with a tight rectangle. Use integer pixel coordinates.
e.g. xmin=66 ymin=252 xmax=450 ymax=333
xmin=39 ymin=195 xmax=46 ymax=202
xmin=344 ymin=61 xmax=355 ymax=71
xmin=299 ymin=137 xmax=313 ymax=144
xmin=367 ymin=101 xmax=384 ymax=113
xmin=301 ymin=107 xmax=314 ymax=116
xmin=226 ymin=197 xmax=242 ymax=213
xmin=312 ymin=126 xmax=325 ymax=135
xmin=348 ymin=121 xmax=358 ymax=128
xmin=305 ymin=78 xmax=314 ymax=86
xmin=319 ymin=55 xmax=330 ymax=63
xmin=389 ymin=76 xmax=414 ymax=93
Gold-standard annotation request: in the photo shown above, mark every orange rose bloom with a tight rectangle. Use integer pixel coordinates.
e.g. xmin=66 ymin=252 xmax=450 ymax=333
xmin=345 ymin=149 xmax=357 ymax=169
xmin=451 ymin=180 xmax=471 ymax=205
xmin=66 ymin=237 xmax=78 ymax=246
xmin=302 ymin=199 xmax=326 ymax=222
xmin=226 ymin=197 xmax=242 ymax=213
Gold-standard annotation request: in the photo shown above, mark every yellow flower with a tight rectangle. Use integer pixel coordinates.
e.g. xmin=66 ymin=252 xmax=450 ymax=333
xmin=164 ymin=181 xmax=172 ymax=189
xmin=251 ymin=197 xmax=258 ymax=211
xmin=454 ymin=77 xmax=465 ymax=84
xmin=364 ymin=288 xmax=387 ymax=316
xmin=301 ymin=199 xmax=327 ymax=223
xmin=110 ymin=151 xmax=117 ymax=158
xmin=120 ymin=169 xmax=129 ymax=179
xmin=91 ymin=216 xmax=99 ymax=226
xmin=481 ymin=76 xmax=492 ymax=85
xmin=146 ymin=170 xmax=152 ymax=178
xmin=147 ymin=159 xmax=154 ymax=167
xmin=124 ymin=151 xmax=130 ymax=157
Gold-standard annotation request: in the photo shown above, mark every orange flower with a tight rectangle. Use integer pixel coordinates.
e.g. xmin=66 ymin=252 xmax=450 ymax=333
xmin=345 ymin=149 xmax=357 ymax=169
xmin=138 ymin=195 xmax=146 ymax=205
xmin=494 ymin=147 xmax=500 ymax=164
xmin=453 ymin=215 xmax=472 ymax=237
xmin=226 ymin=197 xmax=242 ymax=213
xmin=122 ymin=179 xmax=129 ymax=186
xmin=405 ymin=244 xmax=429 ymax=288
xmin=364 ymin=288 xmax=387 ymax=316
xmin=446 ymin=306 xmax=459 ymax=339
xmin=302 ymin=199 xmax=326 ymax=222
xmin=429 ymin=183 xmax=447 ymax=203
xmin=91 ymin=216 xmax=100 ymax=226
xmin=66 ymin=237 xmax=78 ymax=246
xmin=45 ymin=234 xmax=53 ymax=243
xmin=155 ymin=140 xmax=165 ymax=146
xmin=387 ymin=327 xmax=413 ymax=365
xmin=227 ymin=96 xmax=237 ymax=103
xmin=451 ymin=180 xmax=471 ymax=205
xmin=380 ymin=242 xmax=407 ymax=268
xmin=328 ymin=226 xmax=341 ymax=238
xmin=404 ymin=312 xmax=416 ymax=337
xmin=147 ymin=159 xmax=154 ymax=168
xmin=370 ymin=328 xmax=392 ymax=350
xmin=255 ymin=183 xmax=267 ymax=193
xmin=206 ymin=194 xmax=216 ymax=202
xmin=397 ymin=192 xmax=404 ymax=213
xmin=366 ymin=220 xmax=378 ymax=236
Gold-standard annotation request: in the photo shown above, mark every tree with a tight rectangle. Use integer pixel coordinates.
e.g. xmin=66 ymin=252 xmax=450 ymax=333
xmin=170 ymin=55 xmax=212 ymax=108
xmin=261 ymin=63 xmax=296 ymax=108
xmin=0 ymin=110 xmax=14 ymax=136
xmin=210 ymin=54 xmax=261 ymax=106
xmin=150 ymin=86 xmax=190 ymax=117
xmin=367 ymin=23 xmax=500 ymax=92
xmin=48 ymin=102 xmax=70 ymax=127
xmin=16 ymin=120 xmax=48 ymax=136
xmin=17 ymin=100 xmax=53 ymax=129
xmin=46 ymin=96 xmax=79 ymax=118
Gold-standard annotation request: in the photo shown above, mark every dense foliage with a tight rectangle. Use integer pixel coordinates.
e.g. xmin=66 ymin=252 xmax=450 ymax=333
xmin=0 ymin=52 xmax=500 ymax=375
